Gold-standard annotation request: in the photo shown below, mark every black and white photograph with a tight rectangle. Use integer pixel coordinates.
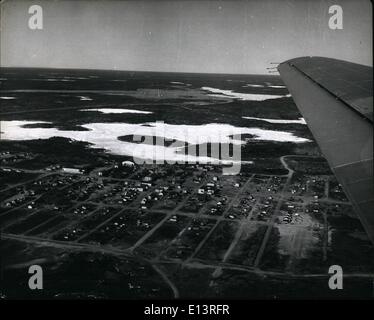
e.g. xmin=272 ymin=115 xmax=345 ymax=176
xmin=0 ymin=0 xmax=373 ymax=305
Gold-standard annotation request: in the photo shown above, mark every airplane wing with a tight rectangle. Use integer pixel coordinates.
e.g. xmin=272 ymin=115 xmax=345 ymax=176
xmin=278 ymin=57 xmax=373 ymax=244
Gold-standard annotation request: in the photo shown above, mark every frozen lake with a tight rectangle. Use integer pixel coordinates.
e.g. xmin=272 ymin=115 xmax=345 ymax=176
xmin=1 ymin=120 xmax=310 ymax=163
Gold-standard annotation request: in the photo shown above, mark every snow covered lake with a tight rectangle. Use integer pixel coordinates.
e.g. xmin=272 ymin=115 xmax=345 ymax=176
xmin=80 ymin=108 xmax=153 ymax=114
xmin=1 ymin=120 xmax=310 ymax=163
xmin=243 ymin=116 xmax=306 ymax=124
xmin=201 ymin=87 xmax=290 ymax=101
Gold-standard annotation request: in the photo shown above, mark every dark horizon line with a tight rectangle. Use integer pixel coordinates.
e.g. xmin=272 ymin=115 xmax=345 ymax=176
xmin=0 ymin=65 xmax=280 ymax=77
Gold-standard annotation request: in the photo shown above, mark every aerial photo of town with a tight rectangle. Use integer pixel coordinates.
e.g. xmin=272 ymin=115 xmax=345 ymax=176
xmin=0 ymin=68 xmax=373 ymax=299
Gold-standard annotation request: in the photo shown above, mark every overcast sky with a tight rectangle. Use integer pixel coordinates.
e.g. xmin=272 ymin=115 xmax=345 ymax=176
xmin=0 ymin=0 xmax=372 ymax=74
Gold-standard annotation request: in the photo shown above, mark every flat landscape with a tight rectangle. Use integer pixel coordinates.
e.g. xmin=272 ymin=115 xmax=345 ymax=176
xmin=1 ymin=68 xmax=373 ymax=299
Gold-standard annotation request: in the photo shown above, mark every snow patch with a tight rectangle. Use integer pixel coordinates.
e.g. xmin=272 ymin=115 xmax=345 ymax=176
xmin=201 ymin=87 xmax=290 ymax=101
xmin=243 ymin=116 xmax=306 ymax=125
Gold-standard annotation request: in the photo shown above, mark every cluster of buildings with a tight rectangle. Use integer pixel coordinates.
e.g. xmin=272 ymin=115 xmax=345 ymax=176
xmin=3 ymin=190 xmax=35 ymax=209
xmin=0 ymin=151 xmax=34 ymax=165
xmin=279 ymin=201 xmax=304 ymax=224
